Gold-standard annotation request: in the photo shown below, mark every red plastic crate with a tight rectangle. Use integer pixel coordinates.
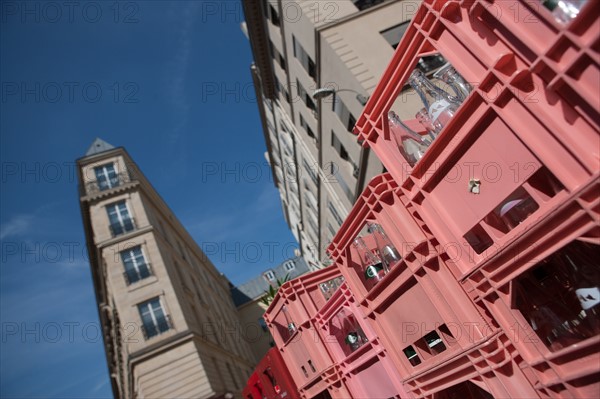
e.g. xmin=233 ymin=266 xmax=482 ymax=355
xmin=352 ymin=0 xmax=599 ymax=277
xmin=459 ymin=182 xmax=600 ymax=398
xmin=243 ymin=348 xmax=300 ymax=399
xmin=243 ymin=372 xmax=262 ymax=399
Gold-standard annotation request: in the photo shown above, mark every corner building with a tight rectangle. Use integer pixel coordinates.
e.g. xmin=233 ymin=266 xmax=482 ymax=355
xmin=243 ymin=0 xmax=423 ymax=269
xmin=77 ymin=139 xmax=255 ymax=399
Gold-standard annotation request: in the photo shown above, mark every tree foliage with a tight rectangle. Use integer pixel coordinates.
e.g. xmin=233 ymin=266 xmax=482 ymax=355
xmin=260 ymin=273 xmax=291 ymax=307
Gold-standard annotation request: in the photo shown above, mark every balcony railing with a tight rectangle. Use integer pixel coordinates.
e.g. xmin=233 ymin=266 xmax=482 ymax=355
xmin=109 ymin=217 xmax=136 ymax=237
xmin=82 ymin=172 xmax=136 ymax=196
xmin=141 ymin=315 xmax=172 ymax=340
xmin=123 ymin=263 xmax=153 ymax=286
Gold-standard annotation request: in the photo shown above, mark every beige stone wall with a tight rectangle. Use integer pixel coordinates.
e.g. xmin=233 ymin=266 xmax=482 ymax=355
xmin=79 ymin=148 xmax=256 ymax=398
xmin=236 ymin=299 xmax=272 ymax=363
xmin=134 ymin=340 xmax=213 ymax=399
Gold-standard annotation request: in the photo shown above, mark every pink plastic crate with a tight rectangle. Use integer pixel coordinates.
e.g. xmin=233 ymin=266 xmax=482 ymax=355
xmin=402 ymin=332 xmax=539 ymax=398
xmin=266 ymin=318 xmax=334 ymax=390
xmin=264 ymin=265 xmax=345 ymax=346
xmin=313 ymin=283 xmax=376 ymax=364
xmin=352 ymin=0 xmax=599 ymax=277
xmin=297 ymin=364 xmax=352 ymax=399
xmin=460 ymin=182 xmax=600 ymax=398
xmin=313 ymin=282 xmax=411 ymax=399
xmin=326 ymin=174 xmax=499 ymax=380
xmin=465 ymin=0 xmax=600 ymax=130
xmin=280 ymin=266 xmax=346 ymax=320
xmin=341 ymin=349 xmax=411 ymax=399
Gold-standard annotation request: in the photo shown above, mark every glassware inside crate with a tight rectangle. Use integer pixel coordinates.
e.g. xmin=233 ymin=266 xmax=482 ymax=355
xmin=513 ymin=239 xmax=600 ymax=352
xmin=330 ymin=307 xmax=368 ymax=357
xmin=388 ymin=53 xmax=472 ymax=167
xmin=319 ymin=276 xmax=345 ymax=301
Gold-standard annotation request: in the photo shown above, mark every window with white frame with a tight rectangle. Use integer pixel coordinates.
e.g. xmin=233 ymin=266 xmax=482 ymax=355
xmin=106 ymin=200 xmax=135 ymax=236
xmin=264 ymin=270 xmax=276 ymax=281
xmin=138 ymin=297 xmax=171 ymax=339
xmin=120 ymin=246 xmax=151 ymax=285
xmin=284 ymin=261 xmax=295 ymax=272
xmin=94 ymin=163 xmax=119 ymax=191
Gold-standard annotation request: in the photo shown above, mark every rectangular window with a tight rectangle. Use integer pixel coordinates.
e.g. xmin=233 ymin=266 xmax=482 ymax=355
xmin=302 ymin=158 xmax=318 ymax=185
xmin=331 ymin=131 xmax=350 ymax=162
xmin=333 ymin=96 xmax=356 ymax=131
xmin=331 ymin=163 xmax=354 ymax=202
xmin=353 ymin=0 xmax=385 ymax=11
xmin=306 ymin=214 xmax=319 ymax=241
xmin=284 ymin=261 xmax=295 ymax=271
xmin=381 ymin=21 xmax=410 ymax=50
xmin=276 ymin=79 xmax=290 ymax=103
xmin=296 ymin=79 xmax=316 ymax=112
xmin=292 ymin=35 xmax=316 ymax=79
xmin=106 ymin=200 xmax=135 ymax=236
xmin=264 ymin=270 xmax=275 ymax=281
xmin=327 ymin=201 xmax=344 ymax=226
xmin=258 ymin=317 xmax=268 ymax=332
xmin=327 ymin=222 xmax=337 ymax=238
xmin=121 ymin=246 xmax=151 ymax=285
xmin=94 ymin=163 xmax=119 ymax=191
xmin=264 ymin=2 xmax=280 ymax=26
xmin=269 ymin=40 xmax=286 ymax=70
xmin=304 ymin=190 xmax=318 ymax=210
xmin=299 ymin=114 xmax=317 ymax=142
xmin=138 ymin=297 xmax=170 ymax=339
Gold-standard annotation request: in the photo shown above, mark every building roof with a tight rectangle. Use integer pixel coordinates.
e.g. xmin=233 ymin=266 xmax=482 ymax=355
xmin=85 ymin=138 xmax=115 ymax=156
xmin=230 ymin=257 xmax=310 ymax=307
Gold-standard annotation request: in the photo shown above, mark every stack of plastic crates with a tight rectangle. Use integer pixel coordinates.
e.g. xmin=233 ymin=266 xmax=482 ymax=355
xmin=263 ymin=266 xmax=355 ymax=398
xmin=264 ymin=0 xmax=599 ymax=398
xmin=348 ymin=0 xmax=599 ymax=397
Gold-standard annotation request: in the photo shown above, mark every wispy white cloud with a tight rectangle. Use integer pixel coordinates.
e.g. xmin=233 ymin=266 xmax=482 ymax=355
xmin=91 ymin=377 xmax=109 ymax=394
xmin=0 ymin=214 xmax=34 ymax=240
xmin=0 ymin=201 xmax=66 ymax=240
xmin=166 ymin=10 xmax=194 ymax=131
xmin=163 ymin=3 xmax=201 ymax=169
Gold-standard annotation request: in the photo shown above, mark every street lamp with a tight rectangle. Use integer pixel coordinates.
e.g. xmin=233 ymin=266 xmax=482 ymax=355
xmin=312 ymin=87 xmax=369 ymax=106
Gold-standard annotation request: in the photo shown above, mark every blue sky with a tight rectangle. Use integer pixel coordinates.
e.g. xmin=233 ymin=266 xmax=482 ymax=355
xmin=0 ymin=1 xmax=297 ymax=397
